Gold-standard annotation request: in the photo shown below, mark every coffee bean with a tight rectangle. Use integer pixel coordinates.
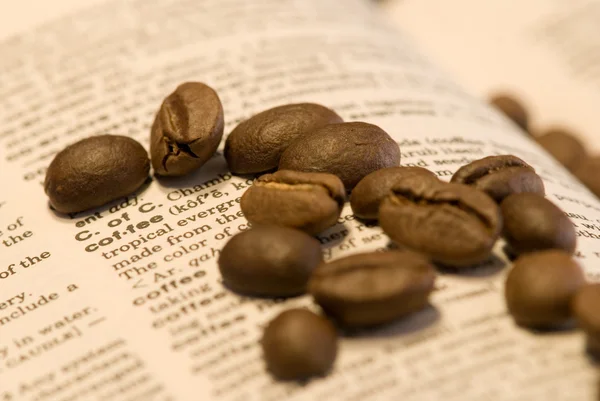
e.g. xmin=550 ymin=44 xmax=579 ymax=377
xmin=489 ymin=94 xmax=529 ymax=132
xmin=379 ymin=175 xmax=501 ymax=267
xmin=224 ymin=103 xmax=342 ymax=174
xmin=241 ymin=170 xmax=345 ymax=235
xmin=450 ymin=155 xmax=545 ymax=202
xmin=279 ymin=122 xmax=400 ymax=190
xmin=505 ymin=250 xmax=585 ymax=329
xmin=308 ymin=251 xmax=436 ymax=327
xmin=572 ymin=284 xmax=600 ymax=356
xmin=350 ymin=166 xmax=437 ymax=220
xmin=150 ymin=82 xmax=224 ymax=176
xmin=574 ymin=156 xmax=600 ymax=198
xmin=536 ymin=129 xmax=586 ymax=172
xmin=218 ymin=226 xmax=322 ymax=297
xmin=262 ymin=308 xmax=337 ymax=380
xmin=45 ymin=135 xmax=149 ymax=214
xmin=501 ymin=193 xmax=576 ymax=255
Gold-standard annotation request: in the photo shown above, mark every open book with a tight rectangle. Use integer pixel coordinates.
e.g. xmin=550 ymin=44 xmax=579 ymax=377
xmin=1 ymin=0 xmax=599 ymax=400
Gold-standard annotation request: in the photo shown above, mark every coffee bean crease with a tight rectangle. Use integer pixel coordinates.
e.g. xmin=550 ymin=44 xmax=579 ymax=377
xmin=150 ymin=82 xmax=224 ymax=176
xmin=389 ymin=186 xmax=496 ymax=232
xmin=241 ymin=170 xmax=345 ymax=235
xmin=453 ymin=155 xmax=532 ymax=185
xmin=380 ymin=176 xmax=501 ymax=266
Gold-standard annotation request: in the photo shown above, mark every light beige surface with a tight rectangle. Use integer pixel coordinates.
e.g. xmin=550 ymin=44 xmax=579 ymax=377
xmin=0 ymin=0 xmax=105 ymax=39
xmin=383 ymin=0 xmax=600 ymax=150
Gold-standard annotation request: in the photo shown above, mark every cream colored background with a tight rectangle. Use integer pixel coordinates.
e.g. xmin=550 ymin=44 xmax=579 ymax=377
xmin=383 ymin=0 xmax=600 ymax=150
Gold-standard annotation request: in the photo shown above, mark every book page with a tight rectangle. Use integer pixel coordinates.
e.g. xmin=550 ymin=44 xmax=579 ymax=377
xmin=383 ymin=0 xmax=600 ymax=150
xmin=1 ymin=0 xmax=600 ymax=400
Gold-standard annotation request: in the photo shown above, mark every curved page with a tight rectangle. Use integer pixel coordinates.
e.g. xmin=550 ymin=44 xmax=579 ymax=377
xmin=385 ymin=0 xmax=600 ymax=150
xmin=0 ymin=0 xmax=599 ymax=400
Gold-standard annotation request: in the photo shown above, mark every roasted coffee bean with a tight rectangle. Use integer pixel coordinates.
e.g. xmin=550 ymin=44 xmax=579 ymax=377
xmin=262 ymin=308 xmax=337 ymax=380
xmin=489 ymin=94 xmax=529 ymax=132
xmin=505 ymin=250 xmax=585 ymax=329
xmin=45 ymin=135 xmax=150 ymax=214
xmin=379 ymin=175 xmax=501 ymax=267
xmin=218 ymin=226 xmax=322 ymax=297
xmin=224 ymin=103 xmax=342 ymax=174
xmin=350 ymin=166 xmax=438 ymax=220
xmin=150 ymin=82 xmax=224 ymax=176
xmin=501 ymin=193 xmax=576 ymax=255
xmin=279 ymin=122 xmax=400 ymax=190
xmin=450 ymin=155 xmax=545 ymax=202
xmin=574 ymin=156 xmax=600 ymax=198
xmin=572 ymin=284 xmax=600 ymax=356
xmin=308 ymin=251 xmax=436 ymax=327
xmin=241 ymin=170 xmax=345 ymax=235
xmin=536 ymin=129 xmax=586 ymax=172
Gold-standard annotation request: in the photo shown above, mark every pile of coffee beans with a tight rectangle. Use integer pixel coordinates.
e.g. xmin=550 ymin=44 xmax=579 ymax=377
xmin=489 ymin=93 xmax=600 ymax=198
xmin=218 ymin=99 xmax=600 ymax=380
xmin=45 ymin=83 xmax=598 ymax=385
xmin=217 ymin=98 xmax=589 ymax=380
xmin=489 ymin=94 xmax=600 ymax=355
